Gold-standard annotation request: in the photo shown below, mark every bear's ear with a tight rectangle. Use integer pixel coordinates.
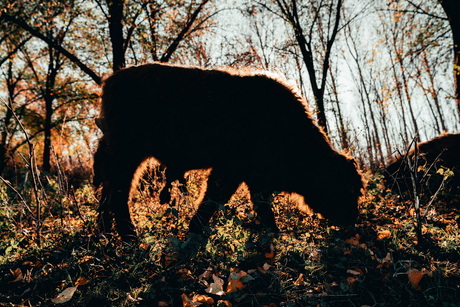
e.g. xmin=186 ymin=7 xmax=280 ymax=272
xmin=95 ymin=118 xmax=107 ymax=133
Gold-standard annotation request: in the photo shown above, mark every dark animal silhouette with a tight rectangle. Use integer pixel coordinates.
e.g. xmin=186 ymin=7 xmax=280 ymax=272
xmin=385 ymin=133 xmax=460 ymax=202
xmin=94 ymin=63 xmax=363 ymax=240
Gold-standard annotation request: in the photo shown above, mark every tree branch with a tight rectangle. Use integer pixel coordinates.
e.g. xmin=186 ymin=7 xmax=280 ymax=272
xmin=160 ymin=0 xmax=210 ymax=62
xmin=0 ymin=12 xmax=102 ymax=85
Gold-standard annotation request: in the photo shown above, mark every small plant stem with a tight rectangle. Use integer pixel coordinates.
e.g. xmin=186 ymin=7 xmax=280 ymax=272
xmin=407 ymin=135 xmax=423 ymax=244
xmin=2 ymin=99 xmax=42 ymax=247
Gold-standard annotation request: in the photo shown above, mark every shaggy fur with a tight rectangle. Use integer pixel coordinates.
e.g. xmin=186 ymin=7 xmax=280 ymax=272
xmin=386 ymin=133 xmax=460 ymax=200
xmin=94 ymin=62 xmax=363 ymax=240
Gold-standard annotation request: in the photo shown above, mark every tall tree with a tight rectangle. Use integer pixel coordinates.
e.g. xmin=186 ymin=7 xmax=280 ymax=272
xmin=266 ymin=0 xmax=344 ymax=134
xmin=0 ymin=61 xmax=23 ymax=175
xmin=0 ymin=0 xmax=215 ymax=173
xmin=1 ymin=0 xmax=214 ymax=78
xmin=439 ymin=0 xmax=460 ymax=121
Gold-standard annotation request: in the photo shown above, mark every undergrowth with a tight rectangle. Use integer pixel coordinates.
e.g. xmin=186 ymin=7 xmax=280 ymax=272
xmin=0 ymin=169 xmax=459 ymax=306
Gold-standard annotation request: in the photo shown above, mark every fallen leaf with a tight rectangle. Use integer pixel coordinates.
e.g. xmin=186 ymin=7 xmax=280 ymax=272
xmin=408 ymin=269 xmax=425 ymax=290
xmin=421 ymin=225 xmax=428 ymax=235
xmin=199 ymin=269 xmax=213 ymax=280
xmin=237 ymin=270 xmax=247 ymax=279
xmin=227 ymin=279 xmax=245 ymax=293
xmin=265 ymin=244 xmax=275 ymax=259
xmin=346 ymin=276 xmax=357 ymax=286
xmin=382 ymin=252 xmax=392 ymax=263
xmin=258 ymin=263 xmax=271 ymax=274
xmin=181 ymin=293 xmax=201 ymax=306
xmin=139 ymin=243 xmax=150 ymax=250
xmin=240 ymin=272 xmax=255 ymax=283
xmin=164 ymin=255 xmax=177 ymax=266
xmin=309 ymin=249 xmax=320 ymax=260
xmin=217 ymin=300 xmax=232 ymax=307
xmin=75 ymin=277 xmax=89 ymax=286
xmin=206 ymin=275 xmax=225 ymax=296
xmin=377 ymin=229 xmax=391 ymax=240
xmin=78 ymin=256 xmax=94 ymax=264
xmin=177 ymin=268 xmax=193 ymax=281
xmin=345 ymin=236 xmax=360 ymax=245
xmin=9 ymin=268 xmax=22 ymax=283
xmin=192 ymin=294 xmax=214 ymax=305
xmin=51 ymin=287 xmax=77 ymax=304
xmin=347 ymin=269 xmax=363 ymax=276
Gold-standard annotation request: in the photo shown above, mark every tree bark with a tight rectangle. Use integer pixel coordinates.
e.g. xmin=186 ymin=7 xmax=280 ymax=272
xmin=0 ymin=61 xmax=21 ymax=175
xmin=440 ymin=0 xmax=460 ymax=121
xmin=106 ymin=0 xmax=126 ymax=71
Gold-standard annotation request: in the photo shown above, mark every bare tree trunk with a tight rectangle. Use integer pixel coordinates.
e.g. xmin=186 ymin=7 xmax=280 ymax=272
xmin=344 ymin=26 xmax=384 ymax=166
xmin=440 ymin=0 xmax=460 ymax=122
xmin=371 ymin=80 xmax=393 ymax=159
xmin=416 ymin=51 xmax=447 ymax=133
xmin=396 ymin=54 xmax=420 ymax=138
xmin=42 ymin=84 xmax=55 ymax=172
xmin=106 ymin=0 xmax=126 ymax=71
xmin=272 ymin=0 xmax=343 ymax=134
xmin=0 ymin=63 xmax=16 ymax=175
xmin=329 ymin=68 xmax=349 ymax=150
xmin=389 ymin=52 xmax=410 ymax=146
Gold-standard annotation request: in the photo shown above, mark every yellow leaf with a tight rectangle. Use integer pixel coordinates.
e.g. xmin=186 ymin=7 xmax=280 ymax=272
xmin=51 ymin=287 xmax=77 ymax=304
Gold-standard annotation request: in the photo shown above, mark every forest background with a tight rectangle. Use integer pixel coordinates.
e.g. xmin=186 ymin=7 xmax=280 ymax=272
xmin=1 ymin=0 xmax=459 ymax=175
xmin=0 ymin=0 xmax=459 ymax=306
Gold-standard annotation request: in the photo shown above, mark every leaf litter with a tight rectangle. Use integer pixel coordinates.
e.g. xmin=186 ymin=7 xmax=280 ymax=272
xmin=0 ymin=173 xmax=459 ymax=306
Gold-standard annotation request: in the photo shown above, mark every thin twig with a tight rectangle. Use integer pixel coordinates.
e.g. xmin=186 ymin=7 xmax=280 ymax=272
xmin=1 ymin=97 xmax=43 ymax=246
